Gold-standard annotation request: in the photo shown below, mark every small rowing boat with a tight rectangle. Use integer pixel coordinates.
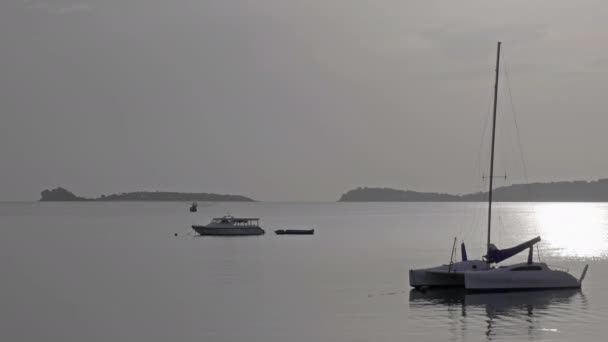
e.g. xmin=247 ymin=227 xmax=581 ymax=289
xmin=274 ymin=229 xmax=314 ymax=235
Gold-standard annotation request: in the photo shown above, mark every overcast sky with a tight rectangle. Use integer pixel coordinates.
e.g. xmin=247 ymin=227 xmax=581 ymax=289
xmin=1 ymin=0 xmax=607 ymax=201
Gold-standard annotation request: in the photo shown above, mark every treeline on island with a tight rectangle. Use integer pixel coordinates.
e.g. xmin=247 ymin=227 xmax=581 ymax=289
xmin=40 ymin=187 xmax=255 ymax=202
xmin=339 ymin=179 xmax=608 ymax=202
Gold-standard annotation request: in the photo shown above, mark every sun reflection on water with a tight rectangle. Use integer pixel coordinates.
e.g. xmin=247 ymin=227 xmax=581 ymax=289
xmin=535 ymin=203 xmax=608 ymax=258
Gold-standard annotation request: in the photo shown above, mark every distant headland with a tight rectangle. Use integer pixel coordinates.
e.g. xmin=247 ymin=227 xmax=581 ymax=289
xmin=40 ymin=187 xmax=255 ymax=202
xmin=339 ymin=179 xmax=608 ymax=202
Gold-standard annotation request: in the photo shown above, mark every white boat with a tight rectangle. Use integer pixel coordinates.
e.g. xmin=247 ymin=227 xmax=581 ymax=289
xmin=410 ymin=42 xmax=540 ymax=288
xmin=192 ymin=215 xmax=265 ymax=236
xmin=409 ymin=238 xmax=540 ymax=288
xmin=457 ymin=42 xmax=588 ymax=291
xmin=411 ymin=42 xmax=588 ymax=290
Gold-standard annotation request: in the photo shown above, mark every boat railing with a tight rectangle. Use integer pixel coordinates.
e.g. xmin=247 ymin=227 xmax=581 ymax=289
xmin=212 ymin=217 xmax=260 ymax=226
xmin=230 ymin=219 xmax=260 ymax=226
xmin=233 ymin=222 xmax=259 ymax=227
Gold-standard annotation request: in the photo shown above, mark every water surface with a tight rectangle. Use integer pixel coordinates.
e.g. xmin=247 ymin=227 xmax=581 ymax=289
xmin=1 ymin=202 xmax=606 ymax=341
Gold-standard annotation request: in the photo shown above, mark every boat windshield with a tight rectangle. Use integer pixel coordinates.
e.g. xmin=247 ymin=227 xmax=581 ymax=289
xmin=211 ymin=217 xmax=259 ymax=226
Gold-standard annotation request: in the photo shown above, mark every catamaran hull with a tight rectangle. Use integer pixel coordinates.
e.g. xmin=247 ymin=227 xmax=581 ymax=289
xmin=409 ymin=268 xmax=464 ymax=288
xmin=192 ymin=226 xmax=265 ymax=236
xmin=409 ymin=260 xmax=491 ymax=288
xmin=465 ymin=268 xmax=580 ymax=291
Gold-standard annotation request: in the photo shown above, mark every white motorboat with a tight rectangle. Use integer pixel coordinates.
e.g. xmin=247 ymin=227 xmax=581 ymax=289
xmin=410 ymin=42 xmax=540 ymax=288
xmin=192 ymin=215 xmax=265 ymax=236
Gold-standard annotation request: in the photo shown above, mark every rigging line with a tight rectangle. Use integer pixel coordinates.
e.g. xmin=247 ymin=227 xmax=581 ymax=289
xmin=458 ymin=67 xmax=493 ymax=245
xmin=466 ymin=72 xmax=495 ymax=246
xmin=489 ymin=83 xmax=511 ymax=246
xmin=501 ymin=49 xmax=531 ymax=197
xmin=498 ymin=96 xmax=511 ymax=184
xmin=497 ymin=215 xmax=504 ymax=245
xmin=503 ymin=50 xmax=542 ymax=258
xmin=470 ymin=73 xmax=494 ymax=244
xmin=475 ymin=75 xmax=495 ymax=183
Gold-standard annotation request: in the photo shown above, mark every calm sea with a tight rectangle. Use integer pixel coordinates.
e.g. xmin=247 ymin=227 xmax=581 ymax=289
xmin=1 ymin=202 xmax=607 ymax=341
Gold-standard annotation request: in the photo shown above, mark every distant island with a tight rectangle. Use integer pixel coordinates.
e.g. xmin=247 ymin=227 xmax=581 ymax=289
xmin=339 ymin=179 xmax=608 ymax=202
xmin=40 ymin=187 xmax=255 ymax=202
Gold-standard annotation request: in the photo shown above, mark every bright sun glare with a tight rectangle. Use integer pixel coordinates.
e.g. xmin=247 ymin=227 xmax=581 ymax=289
xmin=535 ymin=203 xmax=608 ymax=258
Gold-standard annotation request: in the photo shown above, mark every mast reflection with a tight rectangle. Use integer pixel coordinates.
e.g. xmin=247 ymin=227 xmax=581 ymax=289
xmin=409 ymin=288 xmax=584 ymax=341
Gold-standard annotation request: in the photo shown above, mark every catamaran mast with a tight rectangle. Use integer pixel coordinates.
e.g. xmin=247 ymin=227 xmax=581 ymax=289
xmin=487 ymin=41 xmax=501 ymax=255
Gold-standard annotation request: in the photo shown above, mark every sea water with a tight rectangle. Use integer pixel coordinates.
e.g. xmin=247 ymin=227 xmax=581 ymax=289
xmin=1 ymin=202 xmax=606 ymax=341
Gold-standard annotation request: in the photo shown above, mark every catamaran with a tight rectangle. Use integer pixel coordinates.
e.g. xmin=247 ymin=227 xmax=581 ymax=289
xmin=410 ymin=42 xmax=586 ymax=290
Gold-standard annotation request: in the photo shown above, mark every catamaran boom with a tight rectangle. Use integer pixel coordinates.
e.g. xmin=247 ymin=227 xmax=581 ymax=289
xmin=484 ymin=236 xmax=541 ymax=264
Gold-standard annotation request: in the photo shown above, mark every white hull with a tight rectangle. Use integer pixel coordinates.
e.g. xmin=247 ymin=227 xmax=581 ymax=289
xmin=465 ymin=262 xmax=582 ymax=291
xmin=192 ymin=226 xmax=265 ymax=236
xmin=409 ymin=260 xmax=491 ymax=288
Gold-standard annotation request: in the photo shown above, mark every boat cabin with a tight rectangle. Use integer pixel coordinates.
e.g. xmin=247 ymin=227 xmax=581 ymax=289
xmin=211 ymin=215 xmax=260 ymax=227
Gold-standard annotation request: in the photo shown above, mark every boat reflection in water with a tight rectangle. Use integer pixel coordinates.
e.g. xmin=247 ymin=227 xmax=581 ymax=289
xmin=409 ymin=288 xmax=587 ymax=340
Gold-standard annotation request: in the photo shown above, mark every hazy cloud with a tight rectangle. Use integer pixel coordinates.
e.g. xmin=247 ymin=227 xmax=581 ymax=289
xmin=1 ymin=0 xmax=608 ymax=201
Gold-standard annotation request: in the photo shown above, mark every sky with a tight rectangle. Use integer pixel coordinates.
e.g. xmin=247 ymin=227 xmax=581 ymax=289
xmin=1 ymin=0 xmax=608 ymax=201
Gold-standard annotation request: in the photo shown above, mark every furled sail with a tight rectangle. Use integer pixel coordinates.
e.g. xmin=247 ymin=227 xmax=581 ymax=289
xmin=484 ymin=236 xmax=541 ymax=264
